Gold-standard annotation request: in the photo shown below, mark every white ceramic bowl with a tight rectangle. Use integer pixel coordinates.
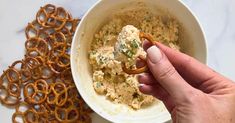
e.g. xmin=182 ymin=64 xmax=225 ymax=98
xmin=71 ymin=0 xmax=207 ymax=123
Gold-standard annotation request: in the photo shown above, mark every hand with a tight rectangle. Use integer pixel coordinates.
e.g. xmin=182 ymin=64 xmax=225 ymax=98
xmin=138 ymin=42 xmax=235 ymax=123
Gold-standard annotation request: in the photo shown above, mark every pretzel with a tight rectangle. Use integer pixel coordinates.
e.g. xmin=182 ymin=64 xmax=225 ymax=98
xmin=3 ymin=69 xmax=21 ymax=96
xmin=11 ymin=60 xmax=32 ymax=83
xmin=25 ymin=37 xmax=49 ymax=58
xmin=36 ymin=5 xmax=55 ymax=28
xmin=47 ymin=50 xmax=71 ymax=74
xmin=24 ymin=109 xmax=40 ymax=122
xmin=0 ymin=67 xmax=22 ymax=106
xmin=12 ymin=111 xmax=24 ymax=123
xmin=79 ymin=113 xmax=92 ymax=123
xmin=0 ymin=85 xmax=21 ymax=106
xmin=64 ymin=18 xmax=80 ymax=38
xmin=47 ymin=82 xmax=68 ymax=106
xmin=23 ymin=57 xmax=41 ymax=70
xmin=61 ymin=68 xmax=74 ymax=85
xmin=1 ymin=4 xmax=92 ymax=123
xmin=53 ymin=32 xmax=67 ymax=43
xmin=139 ymin=32 xmax=155 ymax=44
xmin=47 ymin=56 xmax=66 ymax=74
xmin=8 ymin=83 xmax=21 ymax=97
xmin=36 ymin=5 xmax=68 ymax=31
xmin=55 ymin=7 xmax=69 ymax=20
xmin=25 ymin=22 xmax=38 ymax=39
xmin=30 ymin=104 xmax=49 ymax=122
xmin=5 ymin=68 xmax=21 ymax=83
xmin=61 ymin=25 xmax=73 ymax=37
xmin=38 ymin=29 xmax=52 ymax=41
xmin=54 ymin=99 xmax=79 ymax=123
xmin=22 ymin=57 xmax=44 ymax=80
xmin=40 ymin=65 xmax=54 ymax=79
xmin=42 ymin=4 xmax=57 ymax=15
xmin=13 ymin=110 xmax=47 ymax=123
xmin=12 ymin=102 xmax=50 ymax=123
xmin=51 ymin=42 xmax=67 ymax=56
xmin=122 ymin=32 xmax=156 ymax=74
xmin=23 ymin=79 xmax=49 ymax=104
xmin=57 ymin=53 xmax=70 ymax=68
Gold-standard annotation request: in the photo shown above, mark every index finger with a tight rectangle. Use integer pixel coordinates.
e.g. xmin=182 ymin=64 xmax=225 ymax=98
xmin=155 ymin=42 xmax=218 ymax=87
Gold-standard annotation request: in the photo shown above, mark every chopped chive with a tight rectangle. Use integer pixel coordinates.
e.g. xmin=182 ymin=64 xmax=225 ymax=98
xmin=125 ymin=50 xmax=134 ymax=58
xmin=131 ymin=39 xmax=139 ymax=48
xmin=96 ymin=82 xmax=102 ymax=88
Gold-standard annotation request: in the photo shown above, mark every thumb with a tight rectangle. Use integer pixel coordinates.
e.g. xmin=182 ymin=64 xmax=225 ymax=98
xmin=146 ymin=46 xmax=194 ymax=100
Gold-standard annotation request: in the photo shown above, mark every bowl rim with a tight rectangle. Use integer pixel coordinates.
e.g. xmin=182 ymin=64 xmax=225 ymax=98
xmin=71 ymin=0 xmax=208 ymax=122
xmin=180 ymin=1 xmax=208 ymax=65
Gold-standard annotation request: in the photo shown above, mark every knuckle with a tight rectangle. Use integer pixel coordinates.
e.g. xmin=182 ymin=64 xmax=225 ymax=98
xmin=179 ymin=55 xmax=193 ymax=70
xmin=158 ymin=65 xmax=177 ymax=81
xmin=183 ymin=90 xmax=203 ymax=104
xmin=185 ymin=56 xmax=193 ymax=64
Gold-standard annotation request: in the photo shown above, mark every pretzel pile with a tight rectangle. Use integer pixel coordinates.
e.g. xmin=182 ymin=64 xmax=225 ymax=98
xmin=122 ymin=32 xmax=156 ymax=74
xmin=0 ymin=4 xmax=92 ymax=123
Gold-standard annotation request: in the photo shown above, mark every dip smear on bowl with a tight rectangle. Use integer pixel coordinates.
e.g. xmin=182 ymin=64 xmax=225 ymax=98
xmin=88 ymin=7 xmax=180 ymax=110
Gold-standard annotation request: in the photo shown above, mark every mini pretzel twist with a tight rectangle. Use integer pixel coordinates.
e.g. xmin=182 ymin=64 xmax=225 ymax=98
xmin=12 ymin=111 xmax=24 ymax=123
xmin=61 ymin=68 xmax=74 ymax=86
xmin=122 ymin=32 xmax=156 ymax=74
xmin=25 ymin=37 xmax=49 ymax=58
xmin=0 ymin=85 xmax=21 ymax=106
xmin=23 ymin=57 xmax=44 ymax=80
xmin=23 ymin=57 xmax=41 ymax=70
xmin=0 ymin=67 xmax=22 ymax=106
xmin=25 ymin=22 xmax=38 ymax=39
xmin=54 ymin=99 xmax=80 ymax=123
xmin=47 ymin=82 xmax=68 ymax=106
xmin=12 ymin=102 xmax=48 ymax=123
xmin=23 ymin=79 xmax=49 ymax=104
xmin=11 ymin=60 xmax=32 ymax=83
xmin=24 ymin=109 xmax=41 ymax=122
xmin=47 ymin=56 xmax=66 ymax=74
xmin=36 ymin=4 xmax=69 ymax=31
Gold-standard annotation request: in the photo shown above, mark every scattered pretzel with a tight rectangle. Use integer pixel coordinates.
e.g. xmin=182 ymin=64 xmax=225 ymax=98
xmin=0 ymin=4 xmax=92 ymax=123
xmin=54 ymin=99 xmax=79 ymax=123
xmin=0 ymin=67 xmax=22 ymax=106
xmin=47 ymin=82 xmax=68 ymax=106
xmin=122 ymin=32 xmax=156 ymax=74
xmin=23 ymin=79 xmax=49 ymax=104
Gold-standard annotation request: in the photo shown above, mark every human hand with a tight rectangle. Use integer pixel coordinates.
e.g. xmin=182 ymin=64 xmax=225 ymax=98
xmin=138 ymin=42 xmax=235 ymax=123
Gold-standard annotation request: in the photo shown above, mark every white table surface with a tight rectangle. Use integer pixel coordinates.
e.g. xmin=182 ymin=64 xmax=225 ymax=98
xmin=0 ymin=0 xmax=234 ymax=123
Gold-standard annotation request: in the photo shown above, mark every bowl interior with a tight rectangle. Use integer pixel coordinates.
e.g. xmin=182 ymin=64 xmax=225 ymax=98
xmin=71 ymin=0 xmax=207 ymax=123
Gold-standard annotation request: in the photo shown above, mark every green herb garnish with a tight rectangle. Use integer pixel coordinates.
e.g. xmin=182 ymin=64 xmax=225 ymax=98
xmin=124 ymin=50 xmax=134 ymax=58
xmin=120 ymin=43 xmax=126 ymax=50
xmin=131 ymin=39 xmax=139 ymax=48
xmin=96 ymin=82 xmax=102 ymax=88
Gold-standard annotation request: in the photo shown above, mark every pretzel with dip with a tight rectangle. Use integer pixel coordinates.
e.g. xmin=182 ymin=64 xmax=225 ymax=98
xmin=114 ymin=25 xmax=156 ymax=75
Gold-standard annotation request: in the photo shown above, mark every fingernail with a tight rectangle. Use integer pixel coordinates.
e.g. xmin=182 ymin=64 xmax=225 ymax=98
xmin=147 ymin=46 xmax=162 ymax=63
xmin=138 ymin=84 xmax=145 ymax=88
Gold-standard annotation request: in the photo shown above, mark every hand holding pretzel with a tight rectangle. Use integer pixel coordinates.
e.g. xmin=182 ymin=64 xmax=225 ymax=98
xmin=122 ymin=32 xmax=156 ymax=74
xmin=138 ymin=42 xmax=235 ymax=123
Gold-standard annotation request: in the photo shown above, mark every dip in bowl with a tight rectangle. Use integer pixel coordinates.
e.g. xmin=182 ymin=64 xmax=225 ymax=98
xmin=71 ymin=0 xmax=207 ymax=123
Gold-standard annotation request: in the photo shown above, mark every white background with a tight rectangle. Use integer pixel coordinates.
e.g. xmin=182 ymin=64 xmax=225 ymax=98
xmin=0 ymin=0 xmax=235 ymax=122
